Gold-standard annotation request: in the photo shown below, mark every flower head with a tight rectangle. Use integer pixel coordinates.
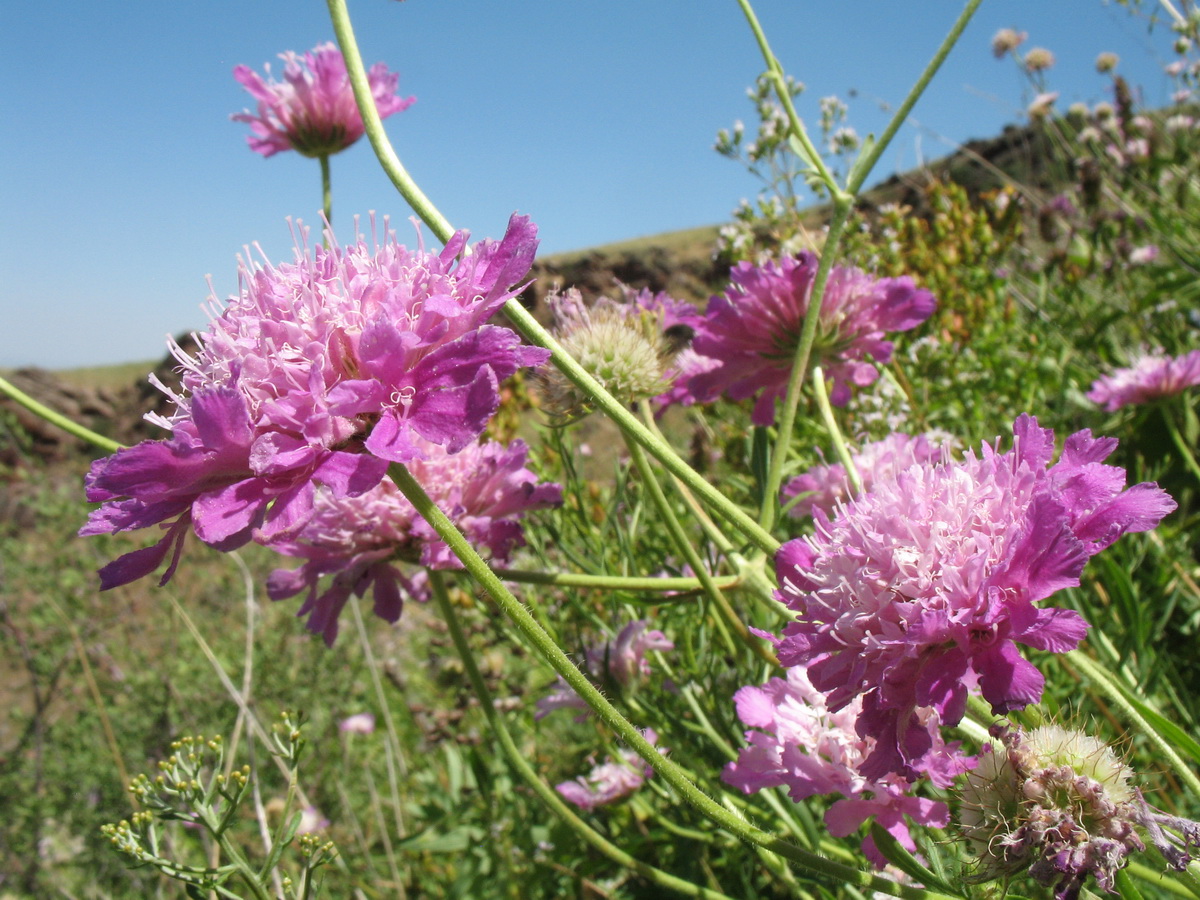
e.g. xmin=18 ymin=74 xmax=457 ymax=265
xmin=960 ymin=725 xmax=1200 ymax=899
xmin=724 ymin=668 xmax=966 ymax=867
xmin=556 ymin=729 xmax=661 ymax=810
xmin=687 ymin=253 xmax=935 ymax=425
xmin=339 ymin=713 xmax=376 ymax=734
xmin=266 ymin=436 xmax=561 ymax=644
xmin=536 ymin=287 xmax=699 ymax=418
xmin=774 ymin=415 xmax=1175 ymax=780
xmin=1024 ymin=47 xmax=1056 ymax=73
xmin=536 ymin=619 xmax=674 ymax=720
xmin=1088 ymin=350 xmax=1200 ymax=411
xmin=782 ymin=431 xmax=952 ymax=520
xmin=233 ymin=43 xmax=414 ymax=158
xmin=1096 ymin=52 xmax=1120 ymax=74
xmin=992 ymin=28 xmax=1028 ymax=58
xmin=82 ymin=215 xmax=546 ymax=590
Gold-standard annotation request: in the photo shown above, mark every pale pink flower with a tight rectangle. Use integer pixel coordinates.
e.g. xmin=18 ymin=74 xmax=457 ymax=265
xmin=296 ymin=806 xmax=330 ymax=834
xmin=687 ymin=253 xmax=935 ymax=425
xmin=1023 ymin=48 xmax=1056 ymax=73
xmin=1028 ymin=92 xmax=1059 ymax=119
xmin=339 ymin=713 xmax=376 ymax=734
xmin=233 ymin=43 xmax=414 ymax=158
xmin=774 ymin=415 xmax=1175 ymax=781
xmin=724 ymin=668 xmax=965 ymax=867
xmin=556 ymin=730 xmax=660 ymax=810
xmin=1128 ymin=245 xmax=1160 ymax=266
xmin=782 ymin=431 xmax=951 ymax=520
xmin=1088 ymin=350 xmax=1200 ymax=411
xmin=991 ymin=29 xmax=1028 ymax=58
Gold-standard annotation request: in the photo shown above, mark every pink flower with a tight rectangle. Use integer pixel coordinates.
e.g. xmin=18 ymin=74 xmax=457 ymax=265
xmin=782 ymin=431 xmax=951 ymax=520
xmin=774 ymin=415 xmax=1175 ymax=781
xmin=296 ymin=806 xmax=330 ymax=834
xmin=82 ymin=215 xmax=546 ymax=591
xmin=536 ymin=620 xmax=674 ymax=719
xmin=991 ymin=29 xmax=1028 ymax=58
xmin=266 ymin=437 xmax=561 ymax=645
xmin=556 ymin=730 xmax=660 ymax=810
xmin=233 ymin=43 xmax=414 ymax=158
xmin=1088 ymin=350 xmax=1200 ymax=411
xmin=1128 ymin=245 xmax=1160 ymax=266
xmin=339 ymin=713 xmax=376 ymax=734
xmin=687 ymin=253 xmax=935 ymax=425
xmin=723 ymin=668 xmax=964 ymax=867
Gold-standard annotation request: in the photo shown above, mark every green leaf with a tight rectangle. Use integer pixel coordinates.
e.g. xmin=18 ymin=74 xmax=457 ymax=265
xmin=867 ymin=822 xmax=955 ymax=894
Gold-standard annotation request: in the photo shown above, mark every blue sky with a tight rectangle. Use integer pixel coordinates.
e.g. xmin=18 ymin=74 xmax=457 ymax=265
xmin=1 ymin=1 xmax=1184 ymax=369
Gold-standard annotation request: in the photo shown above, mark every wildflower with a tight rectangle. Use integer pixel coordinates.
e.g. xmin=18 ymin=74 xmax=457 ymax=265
xmin=992 ymin=28 xmax=1028 ymax=58
xmin=1095 ymin=52 xmax=1119 ymax=73
xmin=536 ymin=286 xmax=699 ymax=418
xmin=557 ymin=730 xmax=660 ymax=810
xmin=537 ymin=619 xmax=674 ymax=720
xmin=1127 ymin=245 xmax=1160 ymax=266
xmin=781 ymin=431 xmax=951 ymax=520
xmin=724 ymin=667 xmax=967 ymax=867
xmin=1028 ymin=91 xmax=1059 ymax=119
xmin=81 ymin=215 xmax=546 ymax=590
xmin=687 ymin=253 xmax=935 ymax=425
xmin=1024 ymin=47 xmax=1056 ymax=73
xmin=266 ymin=437 xmax=561 ymax=644
xmin=339 ymin=713 xmax=376 ymax=734
xmin=773 ymin=415 xmax=1175 ymax=781
xmin=296 ymin=806 xmax=330 ymax=834
xmin=959 ymin=724 xmax=1200 ymax=899
xmin=233 ymin=42 xmax=413 ymax=158
xmin=1088 ymin=350 xmax=1200 ymax=411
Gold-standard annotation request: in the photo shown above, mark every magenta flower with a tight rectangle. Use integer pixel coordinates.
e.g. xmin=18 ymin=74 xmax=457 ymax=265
xmin=556 ymin=729 xmax=660 ymax=811
xmin=724 ymin=668 xmax=965 ymax=867
xmin=782 ymin=431 xmax=951 ymax=520
xmin=233 ymin=43 xmax=414 ymax=158
xmin=266 ymin=437 xmax=561 ymax=645
xmin=774 ymin=415 xmax=1175 ymax=781
xmin=687 ymin=253 xmax=935 ymax=425
xmin=82 ymin=215 xmax=546 ymax=590
xmin=536 ymin=619 xmax=674 ymax=720
xmin=1088 ymin=350 xmax=1200 ymax=411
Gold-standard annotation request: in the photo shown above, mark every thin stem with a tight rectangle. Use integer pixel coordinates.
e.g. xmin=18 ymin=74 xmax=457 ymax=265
xmin=493 ymin=568 xmax=740 ymax=592
xmin=389 ymin=463 xmax=955 ymax=898
xmin=0 ymin=373 xmax=122 ymax=454
xmin=319 ymin=154 xmax=332 ymax=232
xmin=812 ymin=365 xmax=862 ymax=494
xmin=1163 ymin=408 xmax=1200 ymax=488
xmin=758 ymin=197 xmax=854 ymax=532
xmin=845 ymin=0 xmax=984 ymax=195
xmin=428 ymin=570 xmax=739 ymax=900
xmin=326 ymin=0 xmax=778 ymax=556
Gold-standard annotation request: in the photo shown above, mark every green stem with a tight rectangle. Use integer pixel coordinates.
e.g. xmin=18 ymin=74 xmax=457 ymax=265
xmin=844 ymin=0 xmax=984 ymax=195
xmin=390 ymin=463 xmax=954 ymax=898
xmin=319 ymin=154 xmax=332 ymax=230
xmin=733 ymin=0 xmax=839 ymax=197
xmin=623 ymin=416 xmax=779 ymax=667
xmin=812 ymin=365 xmax=862 ymax=495
xmin=757 ymin=198 xmax=854 ymax=532
xmin=326 ymin=0 xmax=778 ymax=557
xmin=1164 ymin=409 xmax=1200 ymax=489
xmin=1069 ymin=650 xmax=1200 ymax=799
xmin=493 ymin=568 xmax=740 ymax=592
xmin=428 ymin=570 xmax=739 ymax=900
xmin=0 ymin=373 xmax=122 ymax=454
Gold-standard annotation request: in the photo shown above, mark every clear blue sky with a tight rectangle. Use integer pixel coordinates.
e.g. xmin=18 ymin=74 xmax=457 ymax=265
xmin=1 ymin=1 xmax=1183 ymax=369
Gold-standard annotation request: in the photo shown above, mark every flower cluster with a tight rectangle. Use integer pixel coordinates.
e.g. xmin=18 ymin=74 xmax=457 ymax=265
xmin=557 ymin=730 xmax=661 ymax=811
xmin=82 ymin=215 xmax=549 ymax=597
xmin=781 ymin=431 xmax=951 ymax=520
xmin=537 ymin=619 xmax=674 ymax=720
xmin=960 ymin=725 xmax=1200 ymax=899
xmin=684 ymin=253 xmax=935 ymax=425
xmin=233 ymin=42 xmax=414 ymax=158
xmin=1088 ymin=349 xmax=1200 ymax=411
xmin=723 ymin=667 xmax=966 ymax=866
xmin=773 ymin=415 xmax=1174 ymax=781
xmin=267 ymin=436 xmax=561 ymax=644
